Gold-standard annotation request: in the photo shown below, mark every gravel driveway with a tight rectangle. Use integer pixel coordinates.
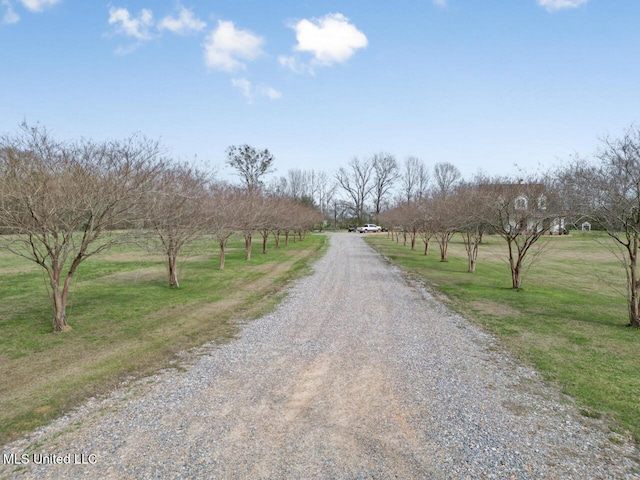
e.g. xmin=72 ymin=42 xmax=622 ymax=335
xmin=2 ymin=233 xmax=639 ymax=479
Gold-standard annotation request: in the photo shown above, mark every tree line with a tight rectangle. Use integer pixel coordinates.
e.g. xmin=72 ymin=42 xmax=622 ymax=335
xmin=2 ymin=122 xmax=640 ymax=329
xmin=278 ymin=124 xmax=640 ymax=328
xmin=360 ymin=126 xmax=640 ymax=328
xmin=0 ymin=124 xmax=322 ymax=332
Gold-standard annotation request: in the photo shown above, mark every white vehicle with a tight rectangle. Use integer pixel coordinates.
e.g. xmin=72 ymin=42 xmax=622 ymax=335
xmin=357 ymin=224 xmax=382 ymax=233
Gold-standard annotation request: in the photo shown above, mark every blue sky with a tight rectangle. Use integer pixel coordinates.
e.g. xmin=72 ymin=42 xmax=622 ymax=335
xmin=1 ymin=0 xmax=639 ymax=183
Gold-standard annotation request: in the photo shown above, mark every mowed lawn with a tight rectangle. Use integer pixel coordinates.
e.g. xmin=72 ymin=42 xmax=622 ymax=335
xmin=365 ymin=231 xmax=640 ymax=443
xmin=0 ymin=233 xmax=326 ymax=445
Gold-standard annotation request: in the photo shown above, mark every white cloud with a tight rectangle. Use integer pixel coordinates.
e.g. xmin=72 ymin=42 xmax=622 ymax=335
xmin=3 ymin=0 xmax=59 ymax=23
xmin=203 ymin=20 xmax=264 ymax=72
xmin=18 ymin=0 xmax=61 ymax=12
xmin=537 ymin=0 xmax=589 ymax=12
xmin=1 ymin=0 xmax=19 ymax=24
xmin=433 ymin=0 xmax=447 ymax=6
xmin=277 ymin=55 xmax=314 ymax=75
xmin=231 ymin=78 xmax=252 ymax=100
xmin=258 ymin=85 xmax=283 ymax=100
xmin=108 ymin=7 xmax=154 ymax=41
xmin=232 ymin=77 xmax=282 ymax=103
xmin=158 ymin=5 xmax=205 ymax=35
xmin=289 ymin=13 xmax=368 ymax=67
xmin=113 ymin=44 xmax=140 ymax=56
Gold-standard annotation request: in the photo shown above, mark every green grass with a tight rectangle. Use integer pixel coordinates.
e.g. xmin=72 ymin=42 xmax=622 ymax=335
xmin=0 ymin=233 xmax=327 ymax=445
xmin=366 ymin=231 xmax=640 ymax=443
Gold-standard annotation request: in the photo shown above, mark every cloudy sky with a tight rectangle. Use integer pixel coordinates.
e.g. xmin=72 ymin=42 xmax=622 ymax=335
xmin=1 ymin=0 xmax=639 ymax=180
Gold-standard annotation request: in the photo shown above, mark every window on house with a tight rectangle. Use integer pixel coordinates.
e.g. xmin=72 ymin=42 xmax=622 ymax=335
xmin=514 ymin=195 xmax=528 ymax=210
xmin=537 ymin=194 xmax=547 ymax=210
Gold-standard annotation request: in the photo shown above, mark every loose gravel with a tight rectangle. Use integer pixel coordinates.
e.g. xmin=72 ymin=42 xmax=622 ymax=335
xmin=2 ymin=233 xmax=639 ymax=479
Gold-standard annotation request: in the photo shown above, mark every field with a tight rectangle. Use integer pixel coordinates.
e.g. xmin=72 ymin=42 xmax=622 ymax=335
xmin=0 ymin=233 xmax=326 ymax=445
xmin=365 ymin=231 xmax=640 ymax=443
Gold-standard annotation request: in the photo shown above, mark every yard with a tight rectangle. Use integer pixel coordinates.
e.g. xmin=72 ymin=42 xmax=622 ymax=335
xmin=0 ymin=233 xmax=326 ymax=445
xmin=366 ymin=231 xmax=640 ymax=443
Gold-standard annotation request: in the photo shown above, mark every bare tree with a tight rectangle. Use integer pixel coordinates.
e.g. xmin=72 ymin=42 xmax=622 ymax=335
xmin=314 ymin=170 xmax=337 ymax=221
xmin=330 ymin=198 xmax=352 ymax=228
xmin=430 ymin=195 xmax=457 ymax=262
xmin=256 ymin=195 xmax=275 ymax=254
xmin=286 ymin=168 xmax=308 ymax=200
xmin=144 ymin=162 xmax=210 ymax=287
xmin=235 ymin=191 xmax=264 ymax=261
xmin=433 ymin=162 xmax=462 ymax=197
xmin=418 ymin=206 xmax=435 ymax=256
xmin=480 ymin=177 xmax=558 ymax=289
xmin=226 ymin=144 xmax=274 ymax=192
xmin=267 ymin=176 xmax=288 ymax=197
xmin=207 ymin=185 xmax=242 ymax=270
xmin=335 ymin=157 xmax=374 ymax=224
xmin=452 ymin=182 xmax=490 ymax=272
xmin=0 ymin=124 xmax=163 ymax=331
xmin=268 ymin=168 xmax=334 ymax=227
xmin=402 ymin=202 xmax=422 ymax=250
xmin=569 ymin=126 xmax=640 ymax=326
xmin=287 ymin=200 xmax=324 ymax=241
xmin=269 ymin=196 xmax=289 ymax=249
xmin=371 ymin=152 xmax=400 ymax=216
xmin=401 ymin=156 xmax=430 ymax=203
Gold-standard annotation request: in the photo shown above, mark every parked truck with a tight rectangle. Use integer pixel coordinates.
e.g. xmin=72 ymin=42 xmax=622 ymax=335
xmin=357 ymin=224 xmax=382 ymax=233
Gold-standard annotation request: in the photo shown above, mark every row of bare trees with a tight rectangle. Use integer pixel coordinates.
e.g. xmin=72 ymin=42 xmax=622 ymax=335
xmin=334 ymin=153 xmax=464 ymax=225
xmin=0 ymin=126 xmax=322 ymax=332
xmin=379 ymin=176 xmax=561 ymax=289
xmin=375 ymin=125 xmax=640 ymax=327
xmin=554 ymin=125 xmax=640 ymax=327
xmin=3 ymin=121 xmax=640 ymax=329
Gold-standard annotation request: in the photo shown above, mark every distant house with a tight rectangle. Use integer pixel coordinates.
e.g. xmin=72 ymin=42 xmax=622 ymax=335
xmin=492 ymin=183 xmax=565 ymax=235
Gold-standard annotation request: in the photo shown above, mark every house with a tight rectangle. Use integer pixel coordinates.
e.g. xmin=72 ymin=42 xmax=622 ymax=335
xmin=492 ymin=183 xmax=565 ymax=235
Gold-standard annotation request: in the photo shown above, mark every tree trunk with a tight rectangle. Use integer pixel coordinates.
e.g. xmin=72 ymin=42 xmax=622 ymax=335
xmin=219 ymin=240 xmax=226 ymax=270
xmin=471 ymin=240 xmax=479 ymax=273
xmin=463 ymin=232 xmax=478 ymax=273
xmin=245 ymin=234 xmax=252 ymax=261
xmin=168 ymin=253 xmax=179 ymax=288
xmin=285 ymin=231 xmax=290 ymax=246
xmin=261 ymin=229 xmax=269 ymax=254
xmin=423 ymin=239 xmax=430 ymax=255
xmin=410 ymin=232 xmax=416 ymax=250
xmin=629 ymin=239 xmax=640 ymax=327
xmin=511 ymin=263 xmax=522 ymax=289
xmin=439 ymin=233 xmax=449 ymax=262
xmin=51 ymin=278 xmax=71 ymax=332
xmin=508 ymin=239 xmax=522 ymax=289
xmin=468 ymin=243 xmax=478 ymax=273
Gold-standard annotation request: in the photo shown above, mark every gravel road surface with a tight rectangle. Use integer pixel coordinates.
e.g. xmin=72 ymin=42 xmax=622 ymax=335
xmin=2 ymin=233 xmax=639 ymax=479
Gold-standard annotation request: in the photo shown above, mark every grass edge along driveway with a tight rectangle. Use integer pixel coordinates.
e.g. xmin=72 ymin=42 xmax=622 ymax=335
xmin=0 ymin=234 xmax=327 ymax=446
xmin=365 ymin=232 xmax=640 ymax=445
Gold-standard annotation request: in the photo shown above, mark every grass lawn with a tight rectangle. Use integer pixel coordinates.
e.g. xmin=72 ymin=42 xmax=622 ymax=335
xmin=365 ymin=231 xmax=640 ymax=443
xmin=0 ymin=233 xmax=326 ymax=445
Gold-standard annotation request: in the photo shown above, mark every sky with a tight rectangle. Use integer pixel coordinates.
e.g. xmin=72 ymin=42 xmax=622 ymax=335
xmin=1 ymin=0 xmax=639 ymax=184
